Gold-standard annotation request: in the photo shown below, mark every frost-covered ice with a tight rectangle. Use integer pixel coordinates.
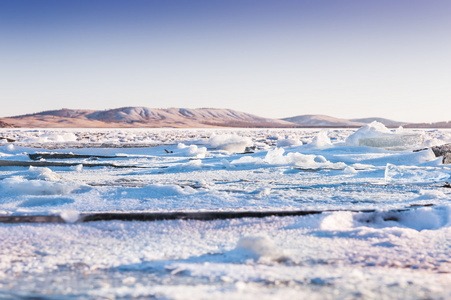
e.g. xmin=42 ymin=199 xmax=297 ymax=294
xmin=1 ymin=124 xmax=451 ymax=299
xmin=346 ymin=121 xmax=426 ymax=150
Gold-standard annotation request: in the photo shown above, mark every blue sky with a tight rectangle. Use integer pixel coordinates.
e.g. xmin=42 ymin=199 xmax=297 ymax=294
xmin=1 ymin=0 xmax=450 ymax=122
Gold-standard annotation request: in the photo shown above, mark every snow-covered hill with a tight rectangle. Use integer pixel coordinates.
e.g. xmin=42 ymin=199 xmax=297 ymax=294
xmin=0 ymin=120 xmax=14 ymax=128
xmin=283 ymin=115 xmax=410 ymax=127
xmin=282 ymin=115 xmax=365 ymax=127
xmin=1 ymin=107 xmax=297 ymax=128
xmin=2 ymin=108 xmax=446 ymax=128
xmin=350 ymin=117 xmax=407 ymax=127
xmin=405 ymin=121 xmax=451 ymax=128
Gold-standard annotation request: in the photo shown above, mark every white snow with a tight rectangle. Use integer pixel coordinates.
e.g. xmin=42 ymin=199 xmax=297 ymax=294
xmin=0 ymin=126 xmax=451 ymax=299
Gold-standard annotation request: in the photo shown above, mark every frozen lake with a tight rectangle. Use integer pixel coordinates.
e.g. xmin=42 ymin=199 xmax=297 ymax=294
xmin=1 ymin=124 xmax=450 ymax=299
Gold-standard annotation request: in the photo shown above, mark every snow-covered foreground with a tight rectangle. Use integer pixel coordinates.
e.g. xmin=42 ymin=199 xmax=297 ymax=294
xmin=1 ymin=124 xmax=451 ymax=299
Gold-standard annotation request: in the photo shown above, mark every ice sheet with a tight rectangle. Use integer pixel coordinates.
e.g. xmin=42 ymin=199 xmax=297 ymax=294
xmin=1 ymin=127 xmax=451 ymax=299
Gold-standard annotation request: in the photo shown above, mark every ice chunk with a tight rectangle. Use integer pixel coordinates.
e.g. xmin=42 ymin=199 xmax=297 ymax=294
xmin=320 ymin=211 xmax=354 ymax=231
xmin=314 ymin=155 xmax=327 ymax=163
xmin=344 ymin=166 xmax=357 ymax=174
xmin=230 ymin=156 xmax=264 ymax=165
xmin=177 ymin=143 xmax=207 ymax=158
xmin=23 ymin=132 xmax=77 ymax=143
xmin=208 ymin=134 xmax=253 ymax=153
xmin=417 ymin=189 xmax=446 ymax=200
xmin=167 ymin=159 xmax=203 ymax=171
xmin=250 ymin=187 xmax=271 ymax=196
xmin=220 ymin=158 xmax=234 ymax=168
xmin=28 ymin=166 xmax=62 ymax=182
xmin=384 ymin=163 xmax=450 ymax=183
xmin=141 ymin=184 xmax=197 ymax=198
xmin=60 ymin=210 xmax=80 ymax=223
xmin=0 ymin=167 xmax=82 ymax=195
xmin=346 ymin=121 xmax=391 ymax=146
xmin=264 ymin=147 xmax=287 ymax=165
xmin=354 ymin=206 xmax=450 ymax=231
xmin=358 ymin=135 xmax=425 ymax=149
xmin=236 ymin=236 xmax=287 ymax=263
xmin=264 ymin=148 xmax=346 ymax=169
xmin=351 ymin=163 xmax=376 ymax=170
xmin=346 ymin=122 xmax=424 ymax=150
xmin=393 ymin=207 xmax=448 ymax=231
xmin=0 ymin=177 xmax=80 ymax=195
xmin=309 ymin=130 xmax=332 ymax=148
xmin=70 ymin=164 xmax=83 ymax=172
xmin=276 ymin=136 xmax=302 ymax=147
xmin=122 ymin=277 xmax=137 ymax=285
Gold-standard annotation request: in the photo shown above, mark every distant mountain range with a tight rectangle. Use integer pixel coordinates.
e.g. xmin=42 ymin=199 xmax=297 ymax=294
xmin=0 ymin=107 xmax=295 ymax=128
xmin=0 ymin=120 xmax=14 ymax=128
xmin=0 ymin=107 xmax=449 ymax=128
xmin=282 ymin=115 xmax=407 ymax=127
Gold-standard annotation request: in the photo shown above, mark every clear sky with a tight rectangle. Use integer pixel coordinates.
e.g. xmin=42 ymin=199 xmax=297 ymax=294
xmin=1 ymin=0 xmax=450 ymax=123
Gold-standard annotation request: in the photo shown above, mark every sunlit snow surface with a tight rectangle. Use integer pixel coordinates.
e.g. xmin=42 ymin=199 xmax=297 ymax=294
xmin=1 ymin=126 xmax=451 ymax=299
